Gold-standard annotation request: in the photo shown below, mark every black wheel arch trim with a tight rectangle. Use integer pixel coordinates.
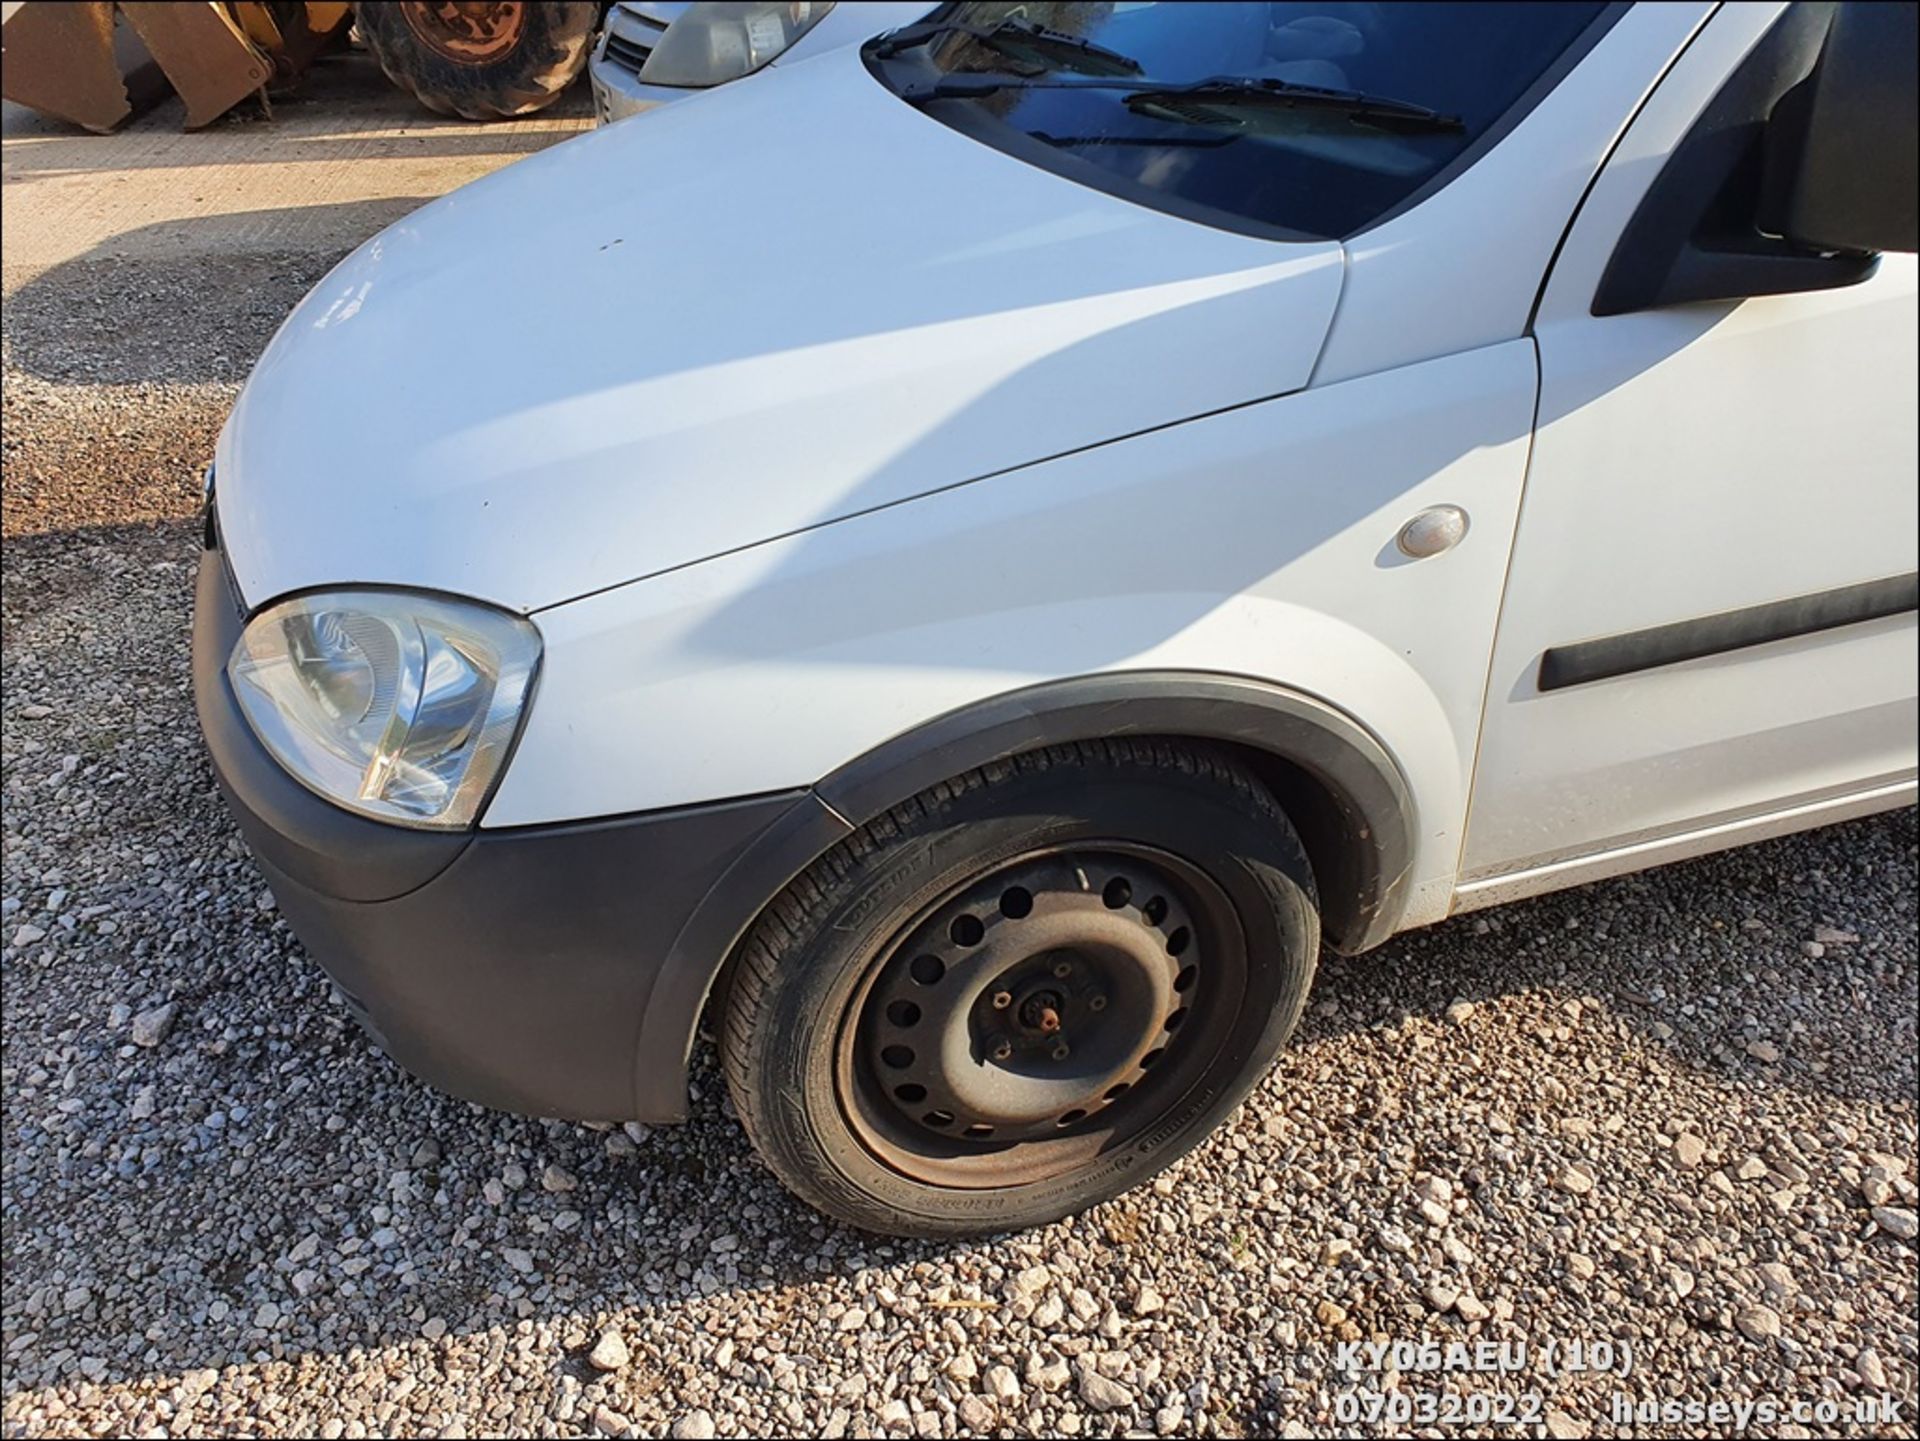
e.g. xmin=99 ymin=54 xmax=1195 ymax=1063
xmin=634 ymin=671 xmax=1416 ymax=1121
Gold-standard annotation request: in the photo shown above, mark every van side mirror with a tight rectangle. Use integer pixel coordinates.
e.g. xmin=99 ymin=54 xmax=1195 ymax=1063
xmin=1760 ymin=1 xmax=1918 ymax=254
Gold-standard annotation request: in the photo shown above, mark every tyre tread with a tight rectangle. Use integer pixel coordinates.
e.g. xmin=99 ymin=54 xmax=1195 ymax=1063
xmin=722 ymin=739 xmax=1315 ymax=1234
xmin=358 ymin=2 xmax=596 ymax=120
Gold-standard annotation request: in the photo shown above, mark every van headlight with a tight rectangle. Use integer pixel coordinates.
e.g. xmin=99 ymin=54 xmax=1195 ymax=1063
xmin=228 ymin=591 xmax=541 ymax=830
xmin=639 ymin=1 xmax=836 ymax=87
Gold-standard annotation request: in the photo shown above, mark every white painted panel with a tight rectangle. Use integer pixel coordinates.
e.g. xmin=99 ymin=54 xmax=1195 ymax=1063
xmin=1462 ymin=3 xmax=1920 ymax=878
xmin=494 ymin=342 xmax=1541 ymax=928
xmin=215 ymin=44 xmax=1340 ymax=614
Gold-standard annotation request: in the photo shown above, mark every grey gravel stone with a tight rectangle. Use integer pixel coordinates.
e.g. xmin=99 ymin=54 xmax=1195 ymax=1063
xmin=1030 ymin=1357 xmax=1071 ymax=1392
xmin=589 ymin=1330 xmax=629 ymax=1372
xmin=1556 ymin=1166 xmax=1595 ymax=1195
xmin=128 ymin=1003 xmax=176 ymax=1048
xmin=1076 ymin=1364 xmax=1132 ymax=1413
xmin=1453 ymin=1293 xmax=1492 ymax=1324
xmin=956 ymin=1394 xmax=994 ymax=1430
xmin=1413 ymin=1173 xmax=1454 ymax=1206
xmin=1376 ymin=1224 xmax=1415 ymax=1254
xmin=1871 ymin=1205 xmax=1918 ymax=1239
xmin=1736 ymin=1304 xmax=1783 ymax=1341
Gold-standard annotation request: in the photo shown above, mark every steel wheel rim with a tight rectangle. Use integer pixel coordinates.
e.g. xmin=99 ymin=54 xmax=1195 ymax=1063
xmin=837 ymin=843 xmax=1248 ymax=1189
xmin=398 ymin=1 xmax=526 ymax=63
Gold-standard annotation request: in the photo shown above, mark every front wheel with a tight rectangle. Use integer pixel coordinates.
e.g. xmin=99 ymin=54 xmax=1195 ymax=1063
xmin=720 ymin=739 xmax=1319 ymax=1237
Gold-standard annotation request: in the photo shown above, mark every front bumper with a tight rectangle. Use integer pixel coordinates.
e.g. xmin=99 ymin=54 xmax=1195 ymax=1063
xmin=191 ymin=544 xmax=801 ymax=1121
xmin=589 ymin=2 xmax=698 ymax=124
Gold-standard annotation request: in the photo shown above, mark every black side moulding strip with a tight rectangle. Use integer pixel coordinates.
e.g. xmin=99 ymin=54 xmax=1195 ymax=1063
xmin=1539 ymin=572 xmax=1919 ymax=692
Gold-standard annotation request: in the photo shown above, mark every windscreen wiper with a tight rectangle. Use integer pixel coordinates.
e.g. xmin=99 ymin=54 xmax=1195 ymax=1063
xmin=871 ymin=16 xmax=1142 ymax=78
xmin=896 ymin=69 xmax=1461 ymax=137
xmin=1123 ymin=77 xmax=1463 ymax=136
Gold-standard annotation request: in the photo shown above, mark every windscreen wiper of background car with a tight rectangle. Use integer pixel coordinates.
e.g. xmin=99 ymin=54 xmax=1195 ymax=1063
xmin=871 ymin=15 xmax=1142 ymax=78
xmin=896 ymin=70 xmax=1461 ymax=138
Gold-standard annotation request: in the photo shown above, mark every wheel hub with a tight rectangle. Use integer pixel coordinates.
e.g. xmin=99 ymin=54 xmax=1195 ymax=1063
xmin=1015 ymin=989 xmax=1064 ymax=1034
xmin=398 ymin=1 xmax=526 ymax=63
xmin=858 ymin=852 xmax=1202 ymax=1145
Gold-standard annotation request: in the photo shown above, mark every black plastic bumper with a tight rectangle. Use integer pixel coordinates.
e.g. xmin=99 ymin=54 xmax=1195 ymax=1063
xmin=191 ymin=547 xmax=803 ymax=1121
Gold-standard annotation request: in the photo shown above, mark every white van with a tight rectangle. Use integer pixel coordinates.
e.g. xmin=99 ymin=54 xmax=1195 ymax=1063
xmin=195 ymin=1 xmax=1918 ymax=1237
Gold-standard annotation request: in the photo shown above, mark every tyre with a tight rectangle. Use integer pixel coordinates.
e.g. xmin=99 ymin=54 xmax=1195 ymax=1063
xmin=721 ymin=739 xmax=1320 ymax=1237
xmin=357 ymin=2 xmax=597 ymax=121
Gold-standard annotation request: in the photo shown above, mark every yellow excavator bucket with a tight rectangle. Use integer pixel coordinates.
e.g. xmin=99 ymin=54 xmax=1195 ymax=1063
xmin=1 ymin=1 xmax=352 ymax=132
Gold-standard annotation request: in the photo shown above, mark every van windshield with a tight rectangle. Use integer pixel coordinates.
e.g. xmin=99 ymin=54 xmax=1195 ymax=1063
xmin=869 ymin=2 xmax=1616 ymax=241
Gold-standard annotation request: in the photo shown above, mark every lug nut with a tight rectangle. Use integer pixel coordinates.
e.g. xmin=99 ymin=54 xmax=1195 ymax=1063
xmin=991 ymin=990 xmax=1013 ymax=1010
xmin=1051 ymin=1042 xmax=1070 ymax=1061
xmin=992 ymin=1041 xmax=1013 ymax=1061
xmin=1089 ymin=995 xmax=1107 ymax=1012
xmin=1053 ymin=962 xmax=1072 ymax=978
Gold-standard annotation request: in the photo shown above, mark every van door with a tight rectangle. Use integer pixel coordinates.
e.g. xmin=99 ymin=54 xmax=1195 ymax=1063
xmin=1459 ymin=1 xmax=1918 ymax=901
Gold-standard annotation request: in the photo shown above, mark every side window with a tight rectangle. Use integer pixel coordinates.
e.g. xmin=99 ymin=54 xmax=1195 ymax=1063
xmin=1595 ymin=0 xmax=1918 ymax=315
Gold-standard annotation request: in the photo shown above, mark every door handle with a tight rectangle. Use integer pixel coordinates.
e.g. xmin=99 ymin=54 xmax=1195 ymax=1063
xmin=1396 ymin=505 xmax=1470 ymax=559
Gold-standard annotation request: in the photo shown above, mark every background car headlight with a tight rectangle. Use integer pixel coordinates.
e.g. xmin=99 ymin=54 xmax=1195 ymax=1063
xmin=228 ymin=591 xmax=540 ymax=830
xmin=639 ymin=1 xmax=836 ymax=87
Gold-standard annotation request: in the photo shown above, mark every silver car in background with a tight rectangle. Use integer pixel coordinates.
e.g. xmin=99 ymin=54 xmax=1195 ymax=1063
xmin=590 ymin=0 xmax=931 ymax=122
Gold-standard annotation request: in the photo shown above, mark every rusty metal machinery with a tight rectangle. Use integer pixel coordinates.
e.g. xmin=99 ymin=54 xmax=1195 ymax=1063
xmin=2 ymin=1 xmax=598 ymax=130
xmin=1 ymin=2 xmax=354 ymax=131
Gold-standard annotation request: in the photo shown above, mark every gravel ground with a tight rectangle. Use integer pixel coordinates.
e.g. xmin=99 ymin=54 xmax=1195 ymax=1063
xmin=5 ymin=84 xmax=1919 ymax=1441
